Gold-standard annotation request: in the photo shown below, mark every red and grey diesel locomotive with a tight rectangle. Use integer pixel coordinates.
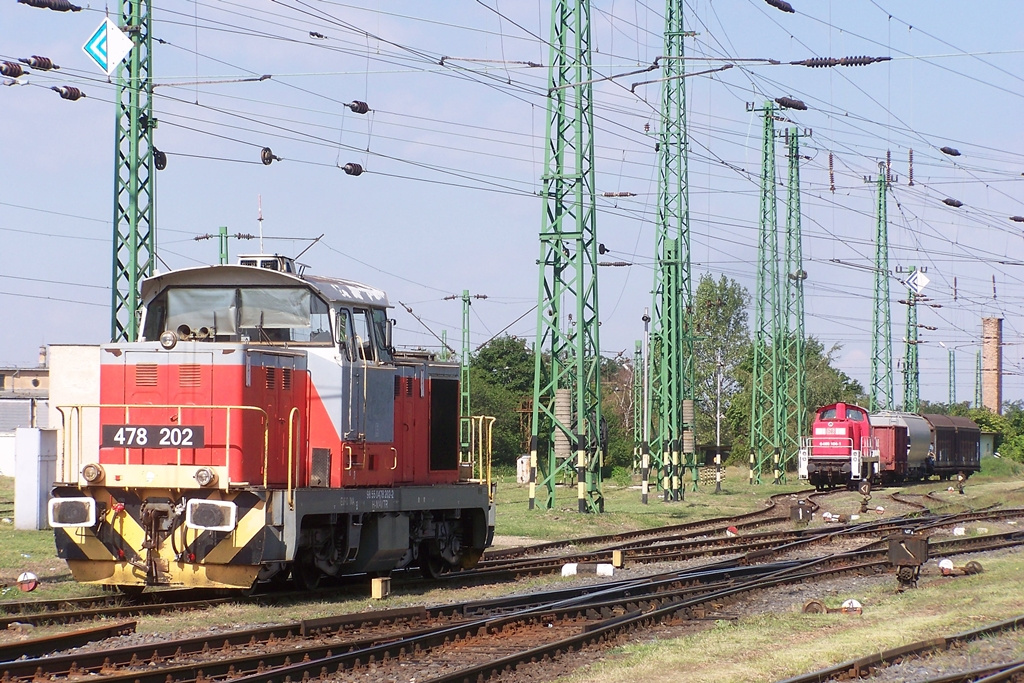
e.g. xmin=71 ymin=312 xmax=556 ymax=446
xmin=48 ymin=254 xmax=494 ymax=592
xmin=799 ymin=401 xmax=981 ymax=490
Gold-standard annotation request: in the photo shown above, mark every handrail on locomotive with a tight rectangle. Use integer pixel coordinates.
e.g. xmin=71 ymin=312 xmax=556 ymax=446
xmin=55 ymin=403 xmax=270 ymax=488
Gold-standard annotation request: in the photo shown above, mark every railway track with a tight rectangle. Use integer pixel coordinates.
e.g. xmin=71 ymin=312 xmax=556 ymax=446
xmin=776 ymin=614 xmax=1024 ymax=683
xmin=3 ymin=494 xmax=1019 ymax=629
xmin=3 ymin=520 xmax=1021 ymax=683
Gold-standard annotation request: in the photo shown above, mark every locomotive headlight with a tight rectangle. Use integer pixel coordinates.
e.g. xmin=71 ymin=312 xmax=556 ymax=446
xmin=159 ymin=330 xmax=178 ymax=350
xmin=194 ymin=467 xmax=217 ymax=487
xmin=81 ymin=463 xmax=105 ymax=483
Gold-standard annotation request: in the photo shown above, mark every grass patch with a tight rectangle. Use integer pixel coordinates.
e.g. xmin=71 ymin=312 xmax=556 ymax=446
xmin=491 ymin=467 xmax=807 ymax=540
xmin=559 ymin=552 xmax=1024 ymax=683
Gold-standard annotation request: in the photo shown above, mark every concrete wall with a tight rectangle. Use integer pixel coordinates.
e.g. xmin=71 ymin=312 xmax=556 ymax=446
xmin=14 ymin=428 xmax=57 ymax=530
xmin=0 ymin=433 xmax=14 ymax=476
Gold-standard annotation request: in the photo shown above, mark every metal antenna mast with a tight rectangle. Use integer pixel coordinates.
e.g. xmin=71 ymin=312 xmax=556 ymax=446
xmin=529 ymin=0 xmax=604 ymax=513
xmin=749 ymin=101 xmax=780 ymax=485
xmin=648 ymin=0 xmax=695 ymax=501
xmin=902 ymin=266 xmax=921 ymax=413
xmin=948 ymin=346 xmax=956 ymax=405
xmin=460 ymin=290 xmax=472 ymax=457
xmin=444 ymin=290 xmax=486 ymax=459
xmin=110 ymin=0 xmax=156 ymax=342
xmin=869 ymin=161 xmax=894 ymax=411
xmin=778 ymin=128 xmax=806 ymax=482
xmin=633 ymin=339 xmax=643 ymax=475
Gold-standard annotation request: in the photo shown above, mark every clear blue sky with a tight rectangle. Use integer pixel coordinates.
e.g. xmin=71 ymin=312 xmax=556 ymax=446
xmin=1 ymin=0 xmax=1022 ymax=406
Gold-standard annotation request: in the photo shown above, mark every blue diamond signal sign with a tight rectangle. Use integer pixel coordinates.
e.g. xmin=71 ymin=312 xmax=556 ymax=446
xmin=83 ymin=18 xmax=134 ymax=75
xmin=907 ymin=269 xmax=930 ymax=295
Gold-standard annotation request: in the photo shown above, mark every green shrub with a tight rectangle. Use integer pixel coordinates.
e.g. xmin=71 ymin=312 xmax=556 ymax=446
xmin=610 ymin=466 xmax=634 ymax=488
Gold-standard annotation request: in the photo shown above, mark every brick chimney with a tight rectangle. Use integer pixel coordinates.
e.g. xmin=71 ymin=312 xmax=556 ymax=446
xmin=982 ymin=317 xmax=1002 ymax=414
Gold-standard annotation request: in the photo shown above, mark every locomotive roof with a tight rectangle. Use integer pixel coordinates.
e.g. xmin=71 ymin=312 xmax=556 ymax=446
xmin=140 ymin=264 xmax=390 ymax=308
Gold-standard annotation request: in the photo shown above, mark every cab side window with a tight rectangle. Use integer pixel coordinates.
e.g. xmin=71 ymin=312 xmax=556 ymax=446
xmin=371 ymin=308 xmax=393 ymax=363
xmin=336 ymin=308 xmax=355 ymax=361
xmin=352 ymin=308 xmax=376 ymax=362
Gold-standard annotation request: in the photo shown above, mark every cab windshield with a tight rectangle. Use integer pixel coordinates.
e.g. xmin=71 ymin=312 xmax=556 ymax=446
xmin=142 ymin=286 xmax=332 ymax=345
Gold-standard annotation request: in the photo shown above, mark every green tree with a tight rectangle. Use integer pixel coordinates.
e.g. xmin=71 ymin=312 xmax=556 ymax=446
xmin=727 ymin=337 xmax=865 ymax=465
xmin=467 ymin=335 xmax=535 ymax=468
xmin=472 ymin=335 xmax=534 ymax=394
xmin=691 ymin=274 xmax=750 ymax=453
xmin=599 ymin=354 xmax=635 ymax=471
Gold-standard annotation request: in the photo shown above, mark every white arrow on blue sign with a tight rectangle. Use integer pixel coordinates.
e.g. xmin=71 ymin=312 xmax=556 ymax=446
xmin=83 ymin=18 xmax=134 ymax=76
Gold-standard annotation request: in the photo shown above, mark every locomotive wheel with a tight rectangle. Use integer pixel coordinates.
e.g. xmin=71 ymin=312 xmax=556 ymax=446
xmin=420 ymin=552 xmax=448 ymax=579
xmin=292 ymin=550 xmax=322 ymax=590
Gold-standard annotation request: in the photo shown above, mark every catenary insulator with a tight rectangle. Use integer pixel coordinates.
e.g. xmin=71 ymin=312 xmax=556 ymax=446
xmin=348 ymin=100 xmax=369 ymax=114
xmin=17 ymin=0 xmax=81 ymax=11
xmin=793 ymin=57 xmax=837 ymax=68
xmin=260 ymin=147 xmax=276 ymax=165
xmin=20 ymin=55 xmax=58 ymax=70
xmin=837 ymin=55 xmax=888 ymax=66
xmin=1 ymin=62 xmax=25 ymax=78
xmin=153 ymin=148 xmax=167 ymax=170
xmin=775 ymin=96 xmax=807 ymax=110
xmin=942 ymin=198 xmax=963 ymax=208
xmin=764 ymin=0 xmax=795 ymax=13
xmin=342 ymin=162 xmax=364 ymax=176
xmin=51 ymin=85 xmax=84 ymax=100
xmin=828 ymin=152 xmax=835 ymax=193
xmin=940 ymin=146 xmax=961 ymax=157
xmin=1010 ymin=216 xmax=1024 ymax=223
xmin=908 ymin=149 xmax=914 ymax=186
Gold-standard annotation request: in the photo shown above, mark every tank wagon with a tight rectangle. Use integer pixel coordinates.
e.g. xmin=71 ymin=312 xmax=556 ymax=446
xmin=799 ymin=402 xmax=981 ymax=490
xmin=48 ymin=254 xmax=494 ymax=592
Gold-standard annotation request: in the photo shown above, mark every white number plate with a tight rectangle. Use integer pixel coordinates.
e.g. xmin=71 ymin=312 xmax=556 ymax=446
xmin=102 ymin=425 xmax=206 ymax=448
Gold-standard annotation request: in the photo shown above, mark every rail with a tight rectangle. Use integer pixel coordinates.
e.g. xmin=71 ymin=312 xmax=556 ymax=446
xmin=56 ymin=403 xmax=269 ymax=488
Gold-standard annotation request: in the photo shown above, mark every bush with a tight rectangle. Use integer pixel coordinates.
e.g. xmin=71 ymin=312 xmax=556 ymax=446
xmin=610 ymin=466 xmax=633 ymax=488
xmin=995 ymin=434 xmax=1024 ymax=464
